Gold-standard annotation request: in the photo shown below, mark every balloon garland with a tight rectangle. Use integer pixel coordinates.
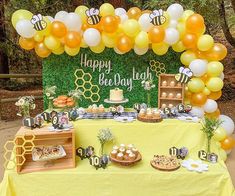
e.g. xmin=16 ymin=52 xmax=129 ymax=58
xmin=12 ymin=3 xmax=234 ymax=158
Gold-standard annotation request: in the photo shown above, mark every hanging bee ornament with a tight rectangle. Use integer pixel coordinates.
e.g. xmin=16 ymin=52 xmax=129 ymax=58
xmin=175 ymin=67 xmax=193 ymax=84
xmin=86 ymin=8 xmax=101 ymax=25
xmin=31 ymin=14 xmax=47 ymax=31
xmin=149 ymin=9 xmax=166 ymax=26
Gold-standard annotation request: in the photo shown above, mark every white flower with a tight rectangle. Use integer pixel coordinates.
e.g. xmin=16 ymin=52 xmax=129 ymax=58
xmin=182 ymin=159 xmax=208 ymax=173
xmin=18 ymin=98 xmax=25 ymax=106
xmin=46 ymin=93 xmax=50 ymax=97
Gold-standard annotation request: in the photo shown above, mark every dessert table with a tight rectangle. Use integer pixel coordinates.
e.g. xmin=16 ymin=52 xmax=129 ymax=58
xmin=0 ymin=119 xmax=234 ymax=196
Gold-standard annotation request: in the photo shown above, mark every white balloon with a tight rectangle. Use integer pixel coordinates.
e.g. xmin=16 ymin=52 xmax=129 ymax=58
xmin=119 ymin=14 xmax=128 ymax=23
xmin=83 ymin=28 xmax=101 ymax=47
xmin=64 ymin=12 xmax=81 ymax=32
xmin=46 ymin=16 xmax=54 ymax=22
xmin=164 ymin=28 xmax=179 ymax=45
xmin=115 ymin=8 xmax=126 ymax=16
xmin=167 ymin=3 xmax=184 ymax=20
xmin=203 ymin=99 xmax=218 ymax=113
xmin=169 ymin=20 xmax=178 ymax=28
xmin=189 ymin=59 xmax=208 ymax=77
xmin=219 ymin=115 xmax=235 ymax=135
xmin=134 ymin=45 xmax=148 ymax=55
xmin=55 ymin=11 xmax=68 ymax=22
xmin=16 ymin=20 xmax=35 ymax=38
xmin=190 ymin=106 xmax=204 ymax=118
xmin=138 ymin=13 xmax=153 ymax=32
xmin=220 ymin=72 xmax=224 ymax=80
xmin=114 ymin=47 xmax=125 ymax=54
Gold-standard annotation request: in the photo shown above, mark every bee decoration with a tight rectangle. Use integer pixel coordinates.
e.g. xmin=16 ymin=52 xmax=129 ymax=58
xmin=149 ymin=9 xmax=166 ymax=26
xmin=175 ymin=67 xmax=193 ymax=84
xmin=86 ymin=8 xmax=101 ymax=25
xmin=31 ymin=14 xmax=47 ymax=31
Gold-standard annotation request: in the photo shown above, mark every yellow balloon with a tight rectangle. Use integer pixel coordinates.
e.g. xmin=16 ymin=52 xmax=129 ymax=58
xmin=44 ymin=35 xmax=60 ymax=50
xmin=213 ymin=127 xmax=227 ymax=141
xmin=65 ymin=45 xmax=80 ymax=56
xmin=99 ymin=3 xmax=115 ymax=17
xmin=152 ymin=42 xmax=169 ymax=55
xmin=177 ymin=22 xmax=186 ymax=39
xmin=203 ymin=87 xmax=211 ymax=95
xmin=11 ymin=9 xmax=33 ymax=28
xmin=219 ymin=149 xmax=227 ymax=161
xmin=206 ymin=77 xmax=224 ymax=92
xmin=180 ymin=50 xmax=197 ymax=66
xmin=90 ymin=41 xmax=105 ymax=53
xmin=187 ymin=78 xmax=205 ymax=93
xmin=135 ymin=31 xmax=149 ymax=48
xmin=52 ymin=45 xmax=64 ymax=55
xmin=123 ymin=19 xmax=141 ymax=37
xmin=197 ymin=34 xmax=214 ymax=51
xmin=161 ymin=11 xmax=170 ymax=28
xmin=80 ymin=38 xmax=88 ymax=48
xmin=172 ymin=41 xmax=186 ymax=52
xmin=34 ymin=33 xmax=44 ymax=42
xmin=179 ymin=10 xmax=194 ymax=22
xmin=207 ymin=61 xmax=224 ymax=77
xmin=75 ymin=5 xmax=88 ymax=23
xmin=102 ymin=32 xmax=117 ymax=48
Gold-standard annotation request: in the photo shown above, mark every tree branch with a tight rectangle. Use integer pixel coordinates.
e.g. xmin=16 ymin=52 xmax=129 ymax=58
xmin=218 ymin=0 xmax=235 ymax=47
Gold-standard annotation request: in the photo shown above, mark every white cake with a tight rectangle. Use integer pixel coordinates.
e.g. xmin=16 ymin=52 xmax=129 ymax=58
xmin=110 ymin=88 xmax=123 ymax=101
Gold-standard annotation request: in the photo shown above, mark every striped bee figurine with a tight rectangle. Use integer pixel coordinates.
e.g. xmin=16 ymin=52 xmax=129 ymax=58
xmin=31 ymin=14 xmax=47 ymax=31
xmin=175 ymin=67 xmax=193 ymax=84
xmin=86 ymin=8 xmax=101 ymax=25
xmin=149 ymin=9 xmax=166 ymax=26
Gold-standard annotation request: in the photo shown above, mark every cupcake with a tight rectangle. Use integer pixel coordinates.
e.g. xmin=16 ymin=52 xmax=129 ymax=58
xmin=176 ymin=93 xmax=182 ymax=99
xmin=132 ymin=148 xmax=139 ymax=155
xmin=162 ymin=81 xmax=167 ymax=86
xmin=119 ymin=147 xmax=126 ymax=154
xmin=170 ymin=81 xmax=175 ymax=87
xmin=120 ymin=144 xmax=126 ymax=148
xmin=146 ymin=108 xmax=153 ymax=118
xmin=161 ymin=92 xmax=167 ymax=98
xmin=113 ymin=146 xmax=119 ymax=151
xmin=99 ymin=104 xmax=105 ymax=112
xmin=138 ymin=109 xmax=146 ymax=117
xmin=161 ymin=104 xmax=167 ymax=109
xmin=116 ymin=152 xmax=124 ymax=161
xmin=126 ymin=149 xmax=132 ymax=155
xmin=169 ymin=104 xmax=174 ymax=109
xmin=127 ymin=144 xmax=134 ymax=149
xmin=124 ymin=154 xmax=130 ymax=161
xmin=110 ymin=150 xmax=118 ymax=158
xmin=168 ymin=93 xmax=174 ymax=98
xmin=153 ymin=110 xmax=161 ymax=118
xmin=87 ymin=105 xmax=92 ymax=113
xmin=129 ymin=153 xmax=136 ymax=161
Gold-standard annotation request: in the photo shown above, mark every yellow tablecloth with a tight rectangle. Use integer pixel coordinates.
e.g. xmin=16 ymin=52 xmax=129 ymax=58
xmin=0 ymin=119 xmax=234 ymax=196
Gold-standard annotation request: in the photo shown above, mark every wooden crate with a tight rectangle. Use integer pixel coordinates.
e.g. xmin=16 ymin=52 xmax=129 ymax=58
xmin=158 ymin=74 xmax=184 ymax=109
xmin=15 ymin=127 xmax=76 ymax=174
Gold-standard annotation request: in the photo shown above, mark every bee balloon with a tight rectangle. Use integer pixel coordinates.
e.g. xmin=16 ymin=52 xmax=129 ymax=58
xmin=31 ymin=14 xmax=47 ymax=31
xmin=175 ymin=67 xmax=193 ymax=84
xmin=86 ymin=8 xmax=101 ymax=25
xmin=149 ymin=9 xmax=166 ymax=26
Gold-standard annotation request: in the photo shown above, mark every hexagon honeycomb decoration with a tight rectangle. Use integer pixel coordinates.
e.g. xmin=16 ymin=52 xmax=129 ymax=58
xmin=74 ymin=69 xmax=100 ymax=102
xmin=3 ymin=131 xmax=35 ymax=170
xmin=149 ymin=60 xmax=166 ymax=77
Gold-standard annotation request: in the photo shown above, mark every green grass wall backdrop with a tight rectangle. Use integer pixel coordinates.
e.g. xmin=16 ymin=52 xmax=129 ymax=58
xmin=43 ymin=48 xmax=182 ymax=108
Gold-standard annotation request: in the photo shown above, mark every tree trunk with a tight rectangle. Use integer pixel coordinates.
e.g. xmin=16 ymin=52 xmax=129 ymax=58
xmin=218 ymin=0 xmax=235 ymax=47
xmin=0 ymin=0 xmax=9 ymax=75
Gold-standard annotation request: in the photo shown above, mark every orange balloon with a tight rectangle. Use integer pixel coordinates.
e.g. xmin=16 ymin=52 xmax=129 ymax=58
xmin=19 ymin=37 xmax=35 ymax=50
xmin=208 ymin=91 xmax=222 ymax=100
xmin=200 ymin=74 xmax=209 ymax=83
xmin=127 ymin=7 xmax=142 ymax=19
xmin=221 ymin=136 xmax=235 ymax=150
xmin=186 ymin=14 xmax=205 ymax=34
xmin=51 ymin=21 xmax=67 ymax=38
xmin=205 ymin=108 xmax=220 ymax=119
xmin=148 ymin=26 xmax=165 ymax=43
xmin=35 ymin=42 xmax=51 ymax=58
xmin=101 ymin=15 xmax=119 ymax=33
xmin=116 ymin=34 xmax=133 ymax=53
xmin=190 ymin=92 xmax=207 ymax=106
xmin=65 ymin=31 xmax=81 ymax=48
xmin=115 ymin=16 xmax=121 ymax=24
xmin=82 ymin=23 xmax=89 ymax=31
xmin=182 ymin=33 xmax=197 ymax=49
xmin=205 ymin=43 xmax=227 ymax=61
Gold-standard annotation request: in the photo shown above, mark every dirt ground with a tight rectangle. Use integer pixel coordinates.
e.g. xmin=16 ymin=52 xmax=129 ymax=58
xmin=0 ymin=100 xmax=235 ymax=186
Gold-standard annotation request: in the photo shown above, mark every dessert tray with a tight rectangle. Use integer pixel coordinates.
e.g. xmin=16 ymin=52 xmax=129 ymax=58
xmin=32 ymin=145 xmax=66 ymax=162
xmin=110 ymin=152 xmax=142 ymax=166
xmin=150 ymin=155 xmax=181 ymax=171
xmin=137 ymin=115 xmax=162 ymax=123
xmin=104 ymin=98 xmax=129 ymax=104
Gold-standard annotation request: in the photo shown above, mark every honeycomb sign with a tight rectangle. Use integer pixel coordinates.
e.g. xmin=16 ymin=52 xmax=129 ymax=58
xmin=43 ymin=48 xmax=181 ymax=107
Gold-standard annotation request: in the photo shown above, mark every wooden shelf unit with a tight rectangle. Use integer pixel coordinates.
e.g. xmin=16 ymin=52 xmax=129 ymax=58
xmin=158 ymin=74 xmax=184 ymax=109
xmin=15 ymin=127 xmax=76 ymax=174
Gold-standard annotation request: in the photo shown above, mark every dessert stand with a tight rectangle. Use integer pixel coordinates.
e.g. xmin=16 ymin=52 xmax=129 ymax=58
xmin=104 ymin=98 xmax=129 ymax=106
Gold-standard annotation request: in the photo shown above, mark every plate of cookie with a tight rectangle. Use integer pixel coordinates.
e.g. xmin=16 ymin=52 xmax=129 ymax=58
xmin=109 ymin=144 xmax=142 ymax=166
xmin=150 ymin=155 xmax=181 ymax=171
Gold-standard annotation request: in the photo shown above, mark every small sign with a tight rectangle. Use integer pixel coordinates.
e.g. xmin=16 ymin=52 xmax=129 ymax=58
xmin=41 ymin=112 xmax=50 ymax=122
xmin=169 ymin=147 xmax=188 ymax=159
xmin=198 ymin=150 xmax=218 ymax=163
xmin=89 ymin=154 xmax=109 ymax=170
xmin=23 ymin=116 xmax=43 ymax=129
xmin=76 ymin=146 xmax=94 ymax=160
